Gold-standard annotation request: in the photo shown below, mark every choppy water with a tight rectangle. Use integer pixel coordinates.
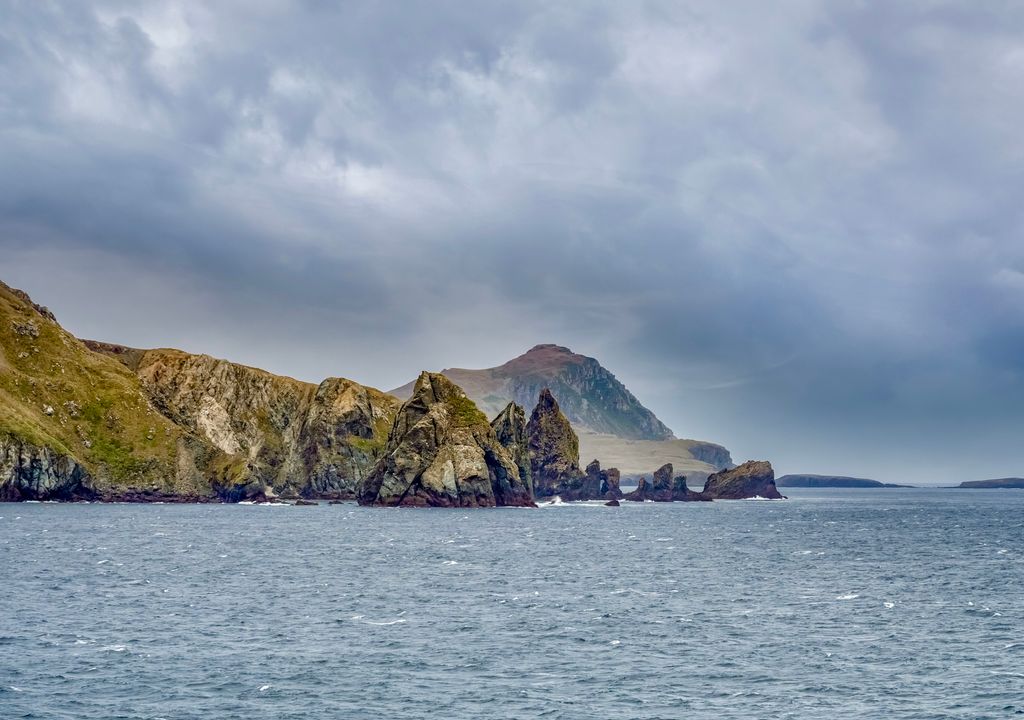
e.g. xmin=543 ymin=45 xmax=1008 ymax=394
xmin=1 ymin=488 xmax=1022 ymax=719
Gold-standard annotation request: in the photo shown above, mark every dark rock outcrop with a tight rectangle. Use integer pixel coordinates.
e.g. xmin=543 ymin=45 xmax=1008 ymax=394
xmin=526 ymin=389 xmax=584 ymax=497
xmin=358 ymin=372 xmax=533 ymax=507
xmin=491 ymin=401 xmax=532 ymax=496
xmin=0 ymin=437 xmax=93 ymax=501
xmin=623 ymin=463 xmax=709 ymax=502
xmin=625 ymin=463 xmax=673 ymax=501
xmin=557 ymin=458 xmax=607 ymax=501
xmin=702 ymin=460 xmax=783 ymax=500
xmin=623 ymin=476 xmax=649 ymax=502
xmin=602 ymin=466 xmax=622 ymax=499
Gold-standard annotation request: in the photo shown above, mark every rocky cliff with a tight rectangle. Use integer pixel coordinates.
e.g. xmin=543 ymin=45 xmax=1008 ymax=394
xmin=526 ymin=389 xmax=585 ymax=497
xmin=86 ymin=343 xmax=398 ymax=500
xmin=0 ymin=281 xmax=244 ymax=501
xmin=702 ymin=461 xmax=783 ymax=500
xmin=359 ymin=372 xmax=533 ymax=507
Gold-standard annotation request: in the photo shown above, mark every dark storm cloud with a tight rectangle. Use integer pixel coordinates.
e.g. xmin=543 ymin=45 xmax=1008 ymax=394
xmin=2 ymin=0 xmax=1023 ymax=482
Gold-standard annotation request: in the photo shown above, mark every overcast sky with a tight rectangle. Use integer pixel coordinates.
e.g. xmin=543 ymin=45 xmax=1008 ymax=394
xmin=3 ymin=1 xmax=1023 ymax=484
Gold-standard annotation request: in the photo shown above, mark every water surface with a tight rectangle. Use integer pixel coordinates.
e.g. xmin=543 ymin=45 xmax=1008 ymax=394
xmin=2 ymin=488 xmax=1022 ymax=719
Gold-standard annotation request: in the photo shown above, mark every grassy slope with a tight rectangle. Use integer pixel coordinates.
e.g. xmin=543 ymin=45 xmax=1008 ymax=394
xmin=0 ymin=282 xmax=239 ymax=494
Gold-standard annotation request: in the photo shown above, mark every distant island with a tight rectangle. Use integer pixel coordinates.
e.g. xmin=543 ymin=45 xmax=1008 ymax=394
xmin=956 ymin=478 xmax=1024 ymax=489
xmin=776 ymin=474 xmax=910 ymax=488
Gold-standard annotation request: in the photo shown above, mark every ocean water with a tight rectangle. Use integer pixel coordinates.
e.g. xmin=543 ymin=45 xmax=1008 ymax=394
xmin=1 ymin=488 xmax=1022 ymax=719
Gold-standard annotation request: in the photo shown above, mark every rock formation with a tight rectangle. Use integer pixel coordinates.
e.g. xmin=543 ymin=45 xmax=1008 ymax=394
xmin=0 ymin=281 xmax=246 ymax=502
xmin=358 ymin=372 xmax=533 ymax=507
xmin=490 ymin=401 xmax=532 ymax=496
xmin=85 ymin=344 xmax=398 ymax=500
xmin=558 ymin=459 xmax=624 ymax=501
xmin=526 ymin=389 xmax=585 ymax=497
xmin=0 ymin=279 xmax=398 ymax=502
xmin=702 ymin=460 xmax=783 ymax=500
xmin=623 ymin=463 xmax=708 ymax=502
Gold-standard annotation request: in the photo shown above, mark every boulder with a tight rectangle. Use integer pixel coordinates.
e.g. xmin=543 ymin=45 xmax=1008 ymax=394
xmin=702 ymin=460 xmax=783 ymax=500
xmin=526 ymin=389 xmax=584 ymax=497
xmin=604 ymin=498 xmax=620 ymax=507
xmin=358 ymin=372 xmax=533 ymax=507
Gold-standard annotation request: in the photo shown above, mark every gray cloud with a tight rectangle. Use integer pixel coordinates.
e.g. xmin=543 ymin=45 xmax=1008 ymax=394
xmin=2 ymin=0 xmax=1022 ymax=483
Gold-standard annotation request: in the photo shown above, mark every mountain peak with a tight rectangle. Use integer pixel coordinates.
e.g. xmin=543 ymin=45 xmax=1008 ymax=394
xmin=390 ymin=344 xmax=675 ymax=441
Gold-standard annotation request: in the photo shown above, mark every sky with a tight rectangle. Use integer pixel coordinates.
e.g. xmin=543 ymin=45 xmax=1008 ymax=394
xmin=2 ymin=1 xmax=1023 ymax=484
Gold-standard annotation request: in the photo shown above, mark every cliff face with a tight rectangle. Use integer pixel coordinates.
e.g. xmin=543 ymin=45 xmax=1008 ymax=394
xmin=0 ymin=282 xmax=244 ymax=501
xmin=90 ymin=344 xmax=398 ymax=499
xmin=359 ymin=372 xmax=533 ymax=507
xmin=526 ymin=389 xmax=584 ymax=497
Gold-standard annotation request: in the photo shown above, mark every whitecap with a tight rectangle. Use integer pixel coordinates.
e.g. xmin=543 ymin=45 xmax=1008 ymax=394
xmin=609 ymin=640 xmax=621 ymax=646
xmin=442 ymin=560 xmax=458 ymax=566
xmin=99 ymin=644 xmax=127 ymax=652
xmin=258 ymin=684 xmax=271 ymax=692
xmin=363 ymin=618 xmax=407 ymax=626
xmin=96 ymin=560 xmax=109 ymax=565
xmin=835 ymin=593 xmax=859 ymax=600
xmin=883 ymin=602 xmax=895 ymax=609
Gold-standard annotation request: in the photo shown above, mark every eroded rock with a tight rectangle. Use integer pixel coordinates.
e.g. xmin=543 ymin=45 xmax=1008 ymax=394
xmin=359 ymin=372 xmax=533 ymax=507
xmin=702 ymin=460 xmax=783 ymax=500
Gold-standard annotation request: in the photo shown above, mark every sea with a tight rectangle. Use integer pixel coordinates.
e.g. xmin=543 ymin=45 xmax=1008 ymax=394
xmin=1 ymin=488 xmax=1022 ymax=719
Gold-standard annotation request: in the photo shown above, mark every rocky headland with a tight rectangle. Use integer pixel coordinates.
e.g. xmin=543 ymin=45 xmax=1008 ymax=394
xmin=1 ymin=279 xmax=782 ymax=506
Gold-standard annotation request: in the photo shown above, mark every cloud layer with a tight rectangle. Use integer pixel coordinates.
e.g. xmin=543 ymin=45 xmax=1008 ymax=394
xmin=3 ymin=1 xmax=1023 ymax=483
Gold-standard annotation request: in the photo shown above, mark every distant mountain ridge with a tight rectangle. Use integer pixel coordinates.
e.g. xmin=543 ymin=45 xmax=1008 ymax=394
xmin=777 ymin=474 xmax=910 ymax=488
xmin=956 ymin=478 xmax=1024 ymax=489
xmin=391 ymin=344 xmax=673 ymax=440
xmin=389 ymin=344 xmax=733 ymax=476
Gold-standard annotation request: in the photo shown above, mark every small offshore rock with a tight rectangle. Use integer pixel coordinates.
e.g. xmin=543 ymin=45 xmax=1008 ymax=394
xmin=702 ymin=460 xmax=783 ymax=500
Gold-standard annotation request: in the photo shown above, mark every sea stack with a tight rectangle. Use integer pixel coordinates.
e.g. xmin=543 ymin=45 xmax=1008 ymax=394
xmin=358 ymin=372 xmax=533 ymax=507
xmin=526 ymin=389 xmax=584 ymax=497
xmin=491 ymin=401 xmax=532 ymax=497
xmin=702 ymin=460 xmax=783 ymax=500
